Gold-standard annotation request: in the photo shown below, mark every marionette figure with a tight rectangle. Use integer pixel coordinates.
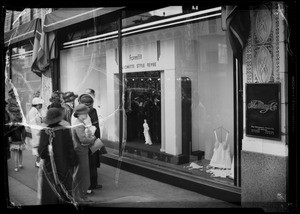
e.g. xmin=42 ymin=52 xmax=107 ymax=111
xmin=143 ymin=119 xmax=152 ymax=145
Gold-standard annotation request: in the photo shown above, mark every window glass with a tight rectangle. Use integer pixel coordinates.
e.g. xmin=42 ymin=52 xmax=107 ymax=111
xmin=60 ymin=13 xmax=234 ymax=186
xmin=60 ymin=39 xmax=121 ymax=141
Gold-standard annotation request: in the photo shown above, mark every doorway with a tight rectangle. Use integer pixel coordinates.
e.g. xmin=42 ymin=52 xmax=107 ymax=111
xmin=125 ymin=71 xmax=161 ymax=148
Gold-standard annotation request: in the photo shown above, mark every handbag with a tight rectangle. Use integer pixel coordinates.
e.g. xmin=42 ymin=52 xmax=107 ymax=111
xmin=99 ymin=145 xmax=108 ymax=155
xmin=89 ymin=138 xmax=104 ymax=154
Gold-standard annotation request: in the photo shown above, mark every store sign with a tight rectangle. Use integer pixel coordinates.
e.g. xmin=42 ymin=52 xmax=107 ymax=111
xmin=107 ymin=40 xmax=174 ymax=73
xmin=121 ymin=41 xmax=161 ymax=72
xmin=246 ymin=83 xmax=281 ymax=140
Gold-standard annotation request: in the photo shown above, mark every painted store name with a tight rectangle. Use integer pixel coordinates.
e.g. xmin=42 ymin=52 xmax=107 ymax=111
xmin=123 ymin=62 xmax=157 ymax=69
xmin=247 ymin=100 xmax=278 ymax=114
xmin=129 ymin=54 xmax=142 ymax=61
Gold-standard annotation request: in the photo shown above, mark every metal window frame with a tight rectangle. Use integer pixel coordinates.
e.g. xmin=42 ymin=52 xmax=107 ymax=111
xmin=61 ymin=7 xmax=222 ymax=49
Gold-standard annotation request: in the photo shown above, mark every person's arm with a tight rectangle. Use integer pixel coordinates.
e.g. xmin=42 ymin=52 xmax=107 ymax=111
xmin=74 ymin=124 xmax=96 ymax=146
xmin=90 ymin=109 xmax=101 ymax=138
xmin=38 ymin=130 xmax=49 ymax=159
xmin=35 ymin=112 xmax=42 ymax=125
xmin=64 ymin=128 xmax=78 ymax=167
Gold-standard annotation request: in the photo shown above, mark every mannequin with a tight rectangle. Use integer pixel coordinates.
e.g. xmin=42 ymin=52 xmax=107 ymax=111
xmin=143 ymin=119 xmax=152 ymax=145
xmin=209 ymin=126 xmax=231 ymax=169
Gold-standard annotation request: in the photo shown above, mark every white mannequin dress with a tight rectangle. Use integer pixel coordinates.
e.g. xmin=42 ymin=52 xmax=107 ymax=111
xmin=209 ymin=130 xmax=231 ymax=169
xmin=143 ymin=120 xmax=152 ymax=145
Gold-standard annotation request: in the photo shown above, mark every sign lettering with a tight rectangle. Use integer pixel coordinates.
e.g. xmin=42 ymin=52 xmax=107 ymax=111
xmin=246 ymin=83 xmax=281 ymax=140
xmin=247 ymin=100 xmax=278 ymax=114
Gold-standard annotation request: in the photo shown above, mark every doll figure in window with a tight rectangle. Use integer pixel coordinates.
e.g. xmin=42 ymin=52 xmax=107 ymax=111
xmin=143 ymin=119 xmax=152 ymax=145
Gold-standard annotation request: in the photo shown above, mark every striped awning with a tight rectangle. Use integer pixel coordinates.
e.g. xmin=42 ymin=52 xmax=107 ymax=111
xmin=4 ymin=18 xmax=41 ymax=47
xmin=43 ymin=7 xmax=124 ymax=32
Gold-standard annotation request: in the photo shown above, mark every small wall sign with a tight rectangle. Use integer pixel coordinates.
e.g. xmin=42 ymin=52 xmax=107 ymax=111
xmin=246 ymin=83 xmax=281 ymax=140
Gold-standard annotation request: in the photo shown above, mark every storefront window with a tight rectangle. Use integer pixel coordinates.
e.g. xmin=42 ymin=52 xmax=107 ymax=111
xmin=60 ymin=9 xmax=235 ymax=186
xmin=120 ymin=16 xmax=234 ymax=186
xmin=60 ymin=38 xmax=121 ymax=142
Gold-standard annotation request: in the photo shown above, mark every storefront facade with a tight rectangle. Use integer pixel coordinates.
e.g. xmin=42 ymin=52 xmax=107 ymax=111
xmin=3 ymin=3 xmax=297 ymax=212
xmin=57 ymin=7 xmax=238 ymax=189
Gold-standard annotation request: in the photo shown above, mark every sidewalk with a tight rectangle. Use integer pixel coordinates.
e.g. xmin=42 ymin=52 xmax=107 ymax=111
xmin=7 ymin=149 xmax=238 ymax=208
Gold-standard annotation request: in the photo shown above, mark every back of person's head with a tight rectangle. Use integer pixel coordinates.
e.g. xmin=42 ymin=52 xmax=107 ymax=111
xmin=85 ymin=88 xmax=95 ymax=98
xmin=48 ymin=102 xmax=62 ymax=110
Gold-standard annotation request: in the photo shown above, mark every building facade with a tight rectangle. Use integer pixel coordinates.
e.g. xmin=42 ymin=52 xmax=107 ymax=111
xmin=3 ymin=3 xmax=297 ymax=212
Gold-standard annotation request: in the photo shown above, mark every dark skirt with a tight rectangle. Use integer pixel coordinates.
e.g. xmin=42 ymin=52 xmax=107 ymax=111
xmin=75 ymin=146 xmax=90 ymax=197
xmin=37 ymin=158 xmax=73 ymax=205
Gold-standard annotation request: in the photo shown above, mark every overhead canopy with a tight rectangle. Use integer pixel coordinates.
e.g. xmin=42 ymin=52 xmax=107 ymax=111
xmin=43 ymin=7 xmax=124 ymax=32
xmin=4 ymin=18 xmax=41 ymax=47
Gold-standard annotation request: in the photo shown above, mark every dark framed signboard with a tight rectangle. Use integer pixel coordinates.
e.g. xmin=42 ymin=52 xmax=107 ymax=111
xmin=246 ymin=83 xmax=281 ymax=140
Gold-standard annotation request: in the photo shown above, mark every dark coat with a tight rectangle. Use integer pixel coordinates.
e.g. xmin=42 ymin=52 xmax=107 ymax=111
xmin=88 ymin=107 xmax=100 ymax=168
xmin=62 ymin=103 xmax=73 ymax=124
xmin=38 ymin=123 xmax=77 ymax=204
xmin=6 ymin=118 xmax=26 ymax=145
xmin=5 ymin=110 xmax=11 ymax=159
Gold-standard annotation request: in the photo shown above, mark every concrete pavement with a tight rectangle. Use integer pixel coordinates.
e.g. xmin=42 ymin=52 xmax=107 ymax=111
xmin=7 ymin=149 xmax=238 ymax=208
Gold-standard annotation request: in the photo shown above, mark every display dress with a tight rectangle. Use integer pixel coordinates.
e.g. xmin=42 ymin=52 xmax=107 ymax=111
xmin=143 ymin=120 xmax=152 ymax=145
xmin=209 ymin=130 xmax=231 ymax=169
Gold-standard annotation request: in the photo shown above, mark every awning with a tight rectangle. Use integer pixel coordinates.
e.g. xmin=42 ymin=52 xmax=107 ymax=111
xmin=4 ymin=18 xmax=41 ymax=47
xmin=43 ymin=7 xmax=124 ymax=32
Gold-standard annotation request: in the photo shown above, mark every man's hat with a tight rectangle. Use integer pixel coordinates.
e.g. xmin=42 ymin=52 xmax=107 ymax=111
xmin=78 ymin=93 xmax=94 ymax=108
xmin=62 ymin=91 xmax=78 ymax=103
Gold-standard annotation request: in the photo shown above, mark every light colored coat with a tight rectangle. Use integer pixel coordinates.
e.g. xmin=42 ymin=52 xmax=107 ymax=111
xmin=71 ymin=117 xmax=95 ymax=197
xmin=28 ymin=107 xmax=43 ymax=156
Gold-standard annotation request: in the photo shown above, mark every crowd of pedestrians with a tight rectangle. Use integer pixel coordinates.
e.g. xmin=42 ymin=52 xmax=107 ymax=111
xmin=5 ymin=88 xmax=106 ymax=205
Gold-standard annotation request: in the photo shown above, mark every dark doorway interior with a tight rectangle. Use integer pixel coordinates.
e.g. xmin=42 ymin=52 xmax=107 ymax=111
xmin=125 ymin=71 xmax=161 ymax=146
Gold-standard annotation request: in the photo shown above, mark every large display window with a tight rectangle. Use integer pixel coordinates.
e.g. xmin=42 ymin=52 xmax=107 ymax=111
xmin=59 ymin=8 xmax=236 ymax=186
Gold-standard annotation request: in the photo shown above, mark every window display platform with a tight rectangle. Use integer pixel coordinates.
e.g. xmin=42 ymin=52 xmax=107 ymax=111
xmin=102 ymin=140 xmax=234 ymax=186
xmin=104 ymin=140 xmax=203 ymax=165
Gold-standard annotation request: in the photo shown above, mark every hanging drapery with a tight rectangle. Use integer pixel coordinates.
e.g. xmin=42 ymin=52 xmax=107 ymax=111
xmin=224 ymin=6 xmax=251 ymax=56
xmin=31 ymin=18 xmax=57 ymax=76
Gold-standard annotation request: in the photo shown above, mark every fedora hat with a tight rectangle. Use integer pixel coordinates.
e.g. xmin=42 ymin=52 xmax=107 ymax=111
xmin=44 ymin=107 xmax=65 ymax=125
xmin=63 ymin=91 xmax=78 ymax=102
xmin=78 ymin=93 xmax=94 ymax=108
xmin=74 ymin=103 xmax=90 ymax=115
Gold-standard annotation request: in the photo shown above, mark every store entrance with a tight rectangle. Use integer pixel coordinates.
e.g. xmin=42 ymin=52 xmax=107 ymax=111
xmin=125 ymin=71 xmax=161 ymax=149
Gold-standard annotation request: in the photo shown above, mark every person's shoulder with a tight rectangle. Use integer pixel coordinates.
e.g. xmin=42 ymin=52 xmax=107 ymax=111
xmin=59 ymin=120 xmax=71 ymax=127
xmin=72 ymin=118 xmax=84 ymax=126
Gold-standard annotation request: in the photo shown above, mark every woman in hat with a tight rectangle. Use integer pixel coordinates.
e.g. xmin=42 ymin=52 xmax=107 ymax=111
xmin=5 ymin=101 xmax=11 ymax=160
xmin=6 ymin=104 xmax=26 ymax=172
xmin=62 ymin=91 xmax=78 ymax=123
xmin=71 ymin=104 xmax=96 ymax=203
xmin=48 ymin=91 xmax=63 ymax=110
xmin=28 ymin=97 xmax=44 ymax=168
xmin=37 ymin=107 xmax=77 ymax=205
xmin=79 ymin=92 xmax=104 ymax=194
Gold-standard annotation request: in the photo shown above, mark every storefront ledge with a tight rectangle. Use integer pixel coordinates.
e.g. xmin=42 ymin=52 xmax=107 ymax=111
xmin=100 ymin=152 xmax=241 ymax=205
xmin=103 ymin=140 xmax=202 ymax=165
